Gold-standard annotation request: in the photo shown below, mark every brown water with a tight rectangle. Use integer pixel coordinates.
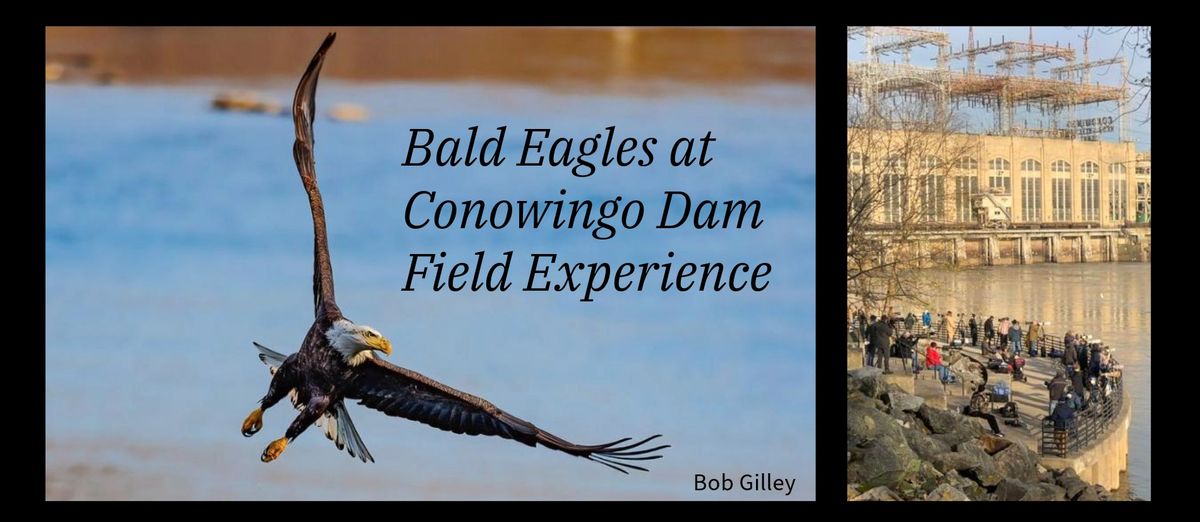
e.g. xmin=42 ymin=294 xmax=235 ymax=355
xmin=910 ymin=263 xmax=1151 ymax=499
xmin=45 ymin=27 xmax=814 ymax=90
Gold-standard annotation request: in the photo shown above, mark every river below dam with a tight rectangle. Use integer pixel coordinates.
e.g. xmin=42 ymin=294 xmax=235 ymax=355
xmin=905 ymin=262 xmax=1151 ymax=499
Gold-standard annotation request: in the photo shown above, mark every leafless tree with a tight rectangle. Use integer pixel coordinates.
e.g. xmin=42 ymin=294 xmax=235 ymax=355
xmin=1083 ymin=26 xmax=1150 ymax=125
xmin=847 ymin=92 xmax=976 ymax=317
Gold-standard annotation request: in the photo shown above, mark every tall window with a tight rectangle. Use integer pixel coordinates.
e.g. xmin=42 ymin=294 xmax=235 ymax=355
xmin=883 ymin=174 xmax=906 ymax=223
xmin=1108 ymin=179 xmax=1127 ymax=222
xmin=884 ymin=155 xmax=907 ymax=223
xmin=1051 ymin=160 xmax=1071 ymax=173
xmin=918 ymin=175 xmax=946 ymax=222
xmin=988 ymin=157 xmax=1011 ymax=194
xmin=1020 ymin=159 xmax=1042 ymax=222
xmin=957 ymin=157 xmax=978 ymax=171
xmin=1052 ymin=178 xmax=1072 ymax=222
xmin=1081 ymin=178 xmax=1100 ymax=221
xmin=956 ymin=176 xmax=979 ymax=222
xmin=1109 ymin=163 xmax=1127 ymax=176
xmin=1081 ymin=161 xmax=1100 ymax=175
xmin=1022 ymin=177 xmax=1042 ymax=222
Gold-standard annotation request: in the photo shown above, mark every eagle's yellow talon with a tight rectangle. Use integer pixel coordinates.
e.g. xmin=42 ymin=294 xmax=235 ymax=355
xmin=261 ymin=437 xmax=288 ymax=462
xmin=242 ymin=407 xmax=263 ymax=437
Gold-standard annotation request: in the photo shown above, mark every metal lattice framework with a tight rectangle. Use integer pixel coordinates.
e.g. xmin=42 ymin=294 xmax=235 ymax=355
xmin=849 ymin=26 xmax=1129 ymax=141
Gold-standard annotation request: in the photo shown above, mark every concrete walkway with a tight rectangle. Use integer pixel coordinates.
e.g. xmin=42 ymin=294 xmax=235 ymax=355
xmin=876 ymin=339 xmax=1059 ymax=453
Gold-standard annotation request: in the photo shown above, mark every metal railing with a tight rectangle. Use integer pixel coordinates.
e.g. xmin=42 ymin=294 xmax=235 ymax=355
xmin=1040 ymin=375 xmax=1124 ymax=457
xmin=849 ymin=313 xmax=1126 ymax=457
xmin=848 ymin=315 xmax=1075 ymax=357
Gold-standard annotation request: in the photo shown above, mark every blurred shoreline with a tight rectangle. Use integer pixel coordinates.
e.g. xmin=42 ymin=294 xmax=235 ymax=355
xmin=46 ymin=27 xmax=814 ymax=90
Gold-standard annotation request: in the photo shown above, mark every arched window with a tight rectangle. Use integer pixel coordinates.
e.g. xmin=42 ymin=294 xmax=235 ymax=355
xmin=886 ymin=155 xmax=906 ymax=171
xmin=988 ymin=158 xmax=1010 ymax=171
xmin=956 ymin=157 xmax=978 ymax=170
xmin=1051 ymin=160 xmax=1071 ymax=173
xmin=1081 ymin=161 xmax=1100 ymax=175
xmin=849 ymin=152 xmax=864 ymax=167
xmin=920 ymin=156 xmax=941 ymax=169
xmin=1108 ymin=163 xmax=1126 ymax=175
xmin=1021 ymin=159 xmax=1041 ymax=172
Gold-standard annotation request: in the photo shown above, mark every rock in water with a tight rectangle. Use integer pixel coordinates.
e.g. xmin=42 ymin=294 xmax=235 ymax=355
xmin=926 ymin=483 xmax=971 ymax=501
xmin=851 ymin=486 xmax=902 ymax=501
xmin=329 ymin=103 xmax=369 ymax=122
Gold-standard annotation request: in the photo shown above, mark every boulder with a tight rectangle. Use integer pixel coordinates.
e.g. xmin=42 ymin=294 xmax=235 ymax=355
xmin=943 ymin=470 xmax=988 ymax=500
xmin=885 ymin=390 xmax=925 ymax=413
xmin=847 ymin=484 xmax=861 ymax=499
xmin=849 ymin=367 xmax=886 ymax=398
xmin=994 ymin=478 xmax=1062 ymax=501
xmin=848 ymin=394 xmax=906 ymax=448
xmin=850 ymin=486 xmax=901 ymax=501
xmin=960 ymin=462 xmax=1005 ymax=488
xmin=1035 ymin=483 xmax=1068 ymax=501
xmin=926 ymin=483 xmax=971 ymax=501
xmin=918 ymin=404 xmax=960 ymax=434
xmin=903 ymin=426 xmax=950 ymax=461
xmin=994 ymin=478 xmax=1038 ymax=501
xmin=992 ymin=442 xmax=1040 ymax=483
xmin=1073 ymin=484 xmax=1111 ymax=502
xmin=931 ymin=451 xmax=986 ymax=474
xmin=847 ymin=434 xmax=919 ymax=488
xmin=1054 ymin=468 xmax=1090 ymax=499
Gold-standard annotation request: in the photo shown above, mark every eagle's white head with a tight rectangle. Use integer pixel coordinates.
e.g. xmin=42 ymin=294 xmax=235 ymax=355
xmin=326 ymin=319 xmax=393 ymax=366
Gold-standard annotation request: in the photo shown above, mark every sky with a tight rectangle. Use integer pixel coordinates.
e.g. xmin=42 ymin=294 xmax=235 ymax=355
xmin=848 ymin=26 xmax=1152 ymax=150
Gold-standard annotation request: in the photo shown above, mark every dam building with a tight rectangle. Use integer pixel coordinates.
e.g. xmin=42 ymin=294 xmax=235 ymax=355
xmin=847 ymin=27 xmax=1150 ymax=265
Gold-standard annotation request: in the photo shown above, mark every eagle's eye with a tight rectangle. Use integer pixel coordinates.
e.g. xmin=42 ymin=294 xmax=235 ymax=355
xmin=366 ymin=331 xmax=377 ymax=338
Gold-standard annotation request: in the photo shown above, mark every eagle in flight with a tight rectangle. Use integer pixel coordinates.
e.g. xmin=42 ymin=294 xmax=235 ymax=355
xmin=241 ymin=33 xmax=667 ymax=473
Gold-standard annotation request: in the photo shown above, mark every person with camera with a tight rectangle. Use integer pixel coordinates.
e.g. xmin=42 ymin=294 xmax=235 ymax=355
xmin=1029 ymin=320 xmax=1043 ymax=357
xmin=964 ymin=383 xmax=1003 ymax=436
xmin=998 ymin=317 xmax=1010 ymax=351
xmin=984 ymin=315 xmax=995 ymax=348
xmin=867 ymin=314 xmax=894 ymax=374
xmin=1046 ymin=368 xmax=1071 ymax=415
xmin=1009 ymin=318 xmax=1022 ymax=355
xmin=969 ymin=313 xmax=979 ymax=346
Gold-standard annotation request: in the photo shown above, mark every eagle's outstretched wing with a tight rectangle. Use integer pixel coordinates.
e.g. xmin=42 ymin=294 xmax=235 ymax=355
xmin=253 ymin=342 xmax=373 ymax=462
xmin=292 ymin=32 xmax=340 ymax=319
xmin=344 ymin=357 xmax=668 ymax=473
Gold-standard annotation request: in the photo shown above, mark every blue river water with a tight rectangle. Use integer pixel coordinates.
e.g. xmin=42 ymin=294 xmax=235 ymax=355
xmin=45 ymin=82 xmax=814 ymax=499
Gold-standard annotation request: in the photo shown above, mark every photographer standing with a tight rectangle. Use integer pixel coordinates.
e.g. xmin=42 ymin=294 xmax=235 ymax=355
xmin=984 ymin=315 xmax=995 ymax=350
xmin=1046 ymin=369 xmax=1070 ymax=415
xmin=868 ymin=315 xmax=894 ymax=374
xmin=969 ymin=314 xmax=979 ymax=346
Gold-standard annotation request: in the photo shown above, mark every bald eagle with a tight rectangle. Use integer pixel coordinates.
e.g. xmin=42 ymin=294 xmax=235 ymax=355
xmin=241 ymin=33 xmax=667 ymax=474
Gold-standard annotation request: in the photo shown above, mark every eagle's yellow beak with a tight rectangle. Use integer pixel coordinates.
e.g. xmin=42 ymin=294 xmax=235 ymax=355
xmin=369 ymin=336 xmax=392 ymax=356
